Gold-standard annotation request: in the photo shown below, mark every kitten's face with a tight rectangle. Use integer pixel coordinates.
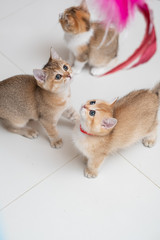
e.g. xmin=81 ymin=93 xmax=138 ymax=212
xmin=43 ymin=58 xmax=72 ymax=93
xmin=59 ymin=4 xmax=90 ymax=34
xmin=80 ymin=99 xmax=117 ymax=136
xmin=33 ymin=49 xmax=72 ymax=93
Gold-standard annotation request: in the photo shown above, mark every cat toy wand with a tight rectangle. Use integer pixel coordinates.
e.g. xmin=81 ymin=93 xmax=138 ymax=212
xmin=93 ymin=0 xmax=157 ymax=76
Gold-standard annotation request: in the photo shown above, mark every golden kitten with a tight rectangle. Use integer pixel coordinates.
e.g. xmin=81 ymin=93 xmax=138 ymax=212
xmin=0 ymin=48 xmax=77 ymax=148
xmin=73 ymin=84 xmax=160 ymax=178
xmin=59 ymin=0 xmax=119 ymax=76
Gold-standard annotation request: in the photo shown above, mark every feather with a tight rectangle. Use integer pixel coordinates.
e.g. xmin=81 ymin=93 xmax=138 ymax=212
xmin=95 ymin=0 xmax=145 ymax=31
xmin=94 ymin=2 xmax=157 ymax=76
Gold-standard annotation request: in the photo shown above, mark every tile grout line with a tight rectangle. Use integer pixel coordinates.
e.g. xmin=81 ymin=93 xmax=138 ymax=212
xmin=118 ymin=152 xmax=160 ymax=190
xmin=0 ymin=153 xmax=80 ymax=212
xmin=0 ymin=51 xmax=26 ymax=74
xmin=0 ymin=0 xmax=39 ymax=22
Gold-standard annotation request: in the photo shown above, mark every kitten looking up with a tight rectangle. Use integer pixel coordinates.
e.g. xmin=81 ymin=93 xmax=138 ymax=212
xmin=59 ymin=0 xmax=119 ymax=76
xmin=0 ymin=48 xmax=78 ymax=148
xmin=73 ymin=83 xmax=160 ymax=178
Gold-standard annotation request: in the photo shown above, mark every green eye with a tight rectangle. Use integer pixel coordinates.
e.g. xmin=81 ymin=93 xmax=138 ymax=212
xmin=89 ymin=110 xmax=96 ymax=117
xmin=55 ymin=74 xmax=62 ymax=80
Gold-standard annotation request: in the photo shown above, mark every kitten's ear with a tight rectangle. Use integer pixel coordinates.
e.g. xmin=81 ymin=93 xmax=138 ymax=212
xmin=50 ymin=47 xmax=61 ymax=60
xmin=109 ymin=97 xmax=118 ymax=107
xmin=33 ymin=69 xmax=46 ymax=83
xmin=101 ymin=118 xmax=117 ymax=129
xmin=80 ymin=0 xmax=88 ymax=11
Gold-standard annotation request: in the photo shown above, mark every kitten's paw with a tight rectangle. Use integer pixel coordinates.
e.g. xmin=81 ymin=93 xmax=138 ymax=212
xmin=23 ymin=129 xmax=39 ymax=139
xmin=50 ymin=138 xmax=63 ymax=149
xmin=90 ymin=67 xmax=103 ymax=76
xmin=142 ymin=138 xmax=156 ymax=148
xmin=71 ymin=112 xmax=80 ymax=123
xmin=63 ymin=108 xmax=79 ymax=124
xmin=84 ymin=167 xmax=98 ymax=178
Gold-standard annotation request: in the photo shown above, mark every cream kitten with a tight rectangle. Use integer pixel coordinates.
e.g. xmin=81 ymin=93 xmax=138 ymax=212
xmin=73 ymin=84 xmax=160 ymax=178
xmin=0 ymin=48 xmax=78 ymax=148
xmin=59 ymin=0 xmax=119 ymax=76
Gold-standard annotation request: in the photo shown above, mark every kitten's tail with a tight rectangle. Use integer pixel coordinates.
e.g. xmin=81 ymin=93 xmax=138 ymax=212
xmin=152 ymin=82 xmax=160 ymax=99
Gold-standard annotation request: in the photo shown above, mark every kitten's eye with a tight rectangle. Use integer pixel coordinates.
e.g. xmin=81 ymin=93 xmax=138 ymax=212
xmin=63 ymin=65 xmax=68 ymax=71
xmin=90 ymin=101 xmax=96 ymax=105
xmin=55 ymin=74 xmax=62 ymax=80
xmin=89 ymin=110 xmax=96 ymax=117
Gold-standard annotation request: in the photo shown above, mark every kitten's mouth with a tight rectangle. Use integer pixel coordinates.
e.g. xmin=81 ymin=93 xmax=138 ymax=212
xmin=67 ymin=75 xmax=72 ymax=81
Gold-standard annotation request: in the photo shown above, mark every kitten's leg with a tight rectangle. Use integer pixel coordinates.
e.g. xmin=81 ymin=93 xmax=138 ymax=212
xmin=83 ymin=156 xmax=88 ymax=164
xmin=72 ymin=60 xmax=87 ymax=74
xmin=62 ymin=106 xmax=79 ymax=123
xmin=2 ymin=119 xmax=38 ymax=139
xmin=84 ymin=155 xmax=105 ymax=178
xmin=142 ymin=125 xmax=157 ymax=148
xmin=40 ymin=119 xmax=63 ymax=148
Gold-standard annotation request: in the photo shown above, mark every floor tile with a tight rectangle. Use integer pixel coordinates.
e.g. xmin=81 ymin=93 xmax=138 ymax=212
xmin=0 ymin=0 xmax=37 ymax=21
xmin=2 ymin=155 xmax=160 ymax=240
xmin=0 ymin=120 xmax=77 ymax=210
xmin=119 ymin=111 xmax=160 ymax=187
xmin=0 ymin=53 xmax=23 ymax=79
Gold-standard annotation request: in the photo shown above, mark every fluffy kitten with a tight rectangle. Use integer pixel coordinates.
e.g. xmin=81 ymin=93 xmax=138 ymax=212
xmin=0 ymin=48 xmax=77 ymax=148
xmin=73 ymin=84 xmax=160 ymax=178
xmin=59 ymin=0 xmax=119 ymax=76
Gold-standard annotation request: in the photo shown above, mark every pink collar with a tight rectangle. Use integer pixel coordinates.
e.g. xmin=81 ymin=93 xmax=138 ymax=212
xmin=80 ymin=125 xmax=94 ymax=136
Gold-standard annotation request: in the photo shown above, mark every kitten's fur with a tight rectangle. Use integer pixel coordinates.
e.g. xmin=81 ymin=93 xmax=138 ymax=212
xmin=73 ymin=83 xmax=160 ymax=178
xmin=0 ymin=48 xmax=77 ymax=148
xmin=59 ymin=0 xmax=119 ymax=75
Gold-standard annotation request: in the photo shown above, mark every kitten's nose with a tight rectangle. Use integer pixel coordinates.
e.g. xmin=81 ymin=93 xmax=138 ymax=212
xmin=67 ymin=74 xmax=71 ymax=79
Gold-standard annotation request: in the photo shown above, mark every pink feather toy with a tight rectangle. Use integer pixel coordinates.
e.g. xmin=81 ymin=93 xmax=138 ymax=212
xmin=94 ymin=0 xmax=157 ymax=76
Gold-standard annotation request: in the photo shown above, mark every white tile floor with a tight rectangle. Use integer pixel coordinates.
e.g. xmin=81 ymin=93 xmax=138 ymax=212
xmin=0 ymin=0 xmax=160 ymax=239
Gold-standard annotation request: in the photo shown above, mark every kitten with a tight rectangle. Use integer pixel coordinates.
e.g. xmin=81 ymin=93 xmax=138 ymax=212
xmin=73 ymin=83 xmax=160 ymax=178
xmin=59 ymin=0 xmax=119 ymax=76
xmin=0 ymin=48 xmax=78 ymax=148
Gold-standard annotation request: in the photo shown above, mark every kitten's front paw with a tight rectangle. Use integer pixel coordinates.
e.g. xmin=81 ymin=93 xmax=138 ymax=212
xmin=71 ymin=112 xmax=80 ymax=123
xmin=50 ymin=138 xmax=63 ymax=149
xmin=90 ymin=67 xmax=101 ymax=76
xmin=84 ymin=167 xmax=98 ymax=178
xmin=23 ymin=129 xmax=39 ymax=139
xmin=90 ymin=67 xmax=108 ymax=76
xmin=142 ymin=138 xmax=156 ymax=148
